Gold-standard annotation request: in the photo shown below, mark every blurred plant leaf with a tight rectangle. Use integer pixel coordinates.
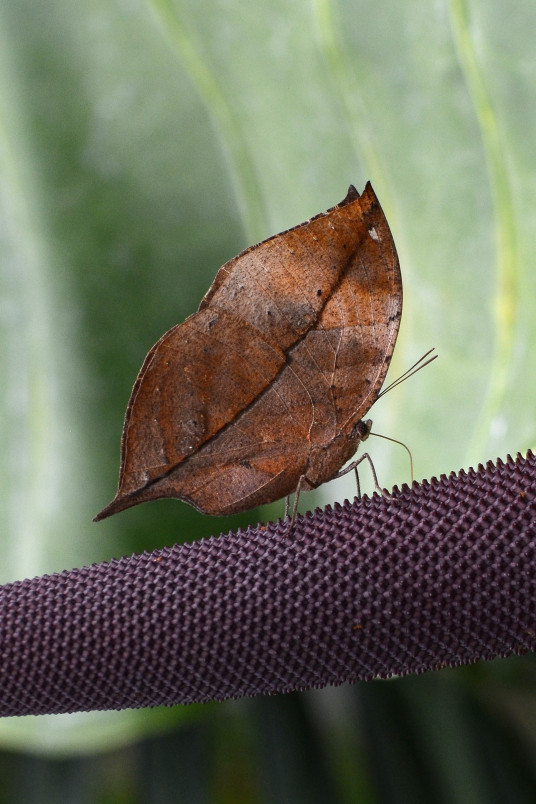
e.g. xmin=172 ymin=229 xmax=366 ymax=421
xmin=0 ymin=0 xmax=535 ymax=760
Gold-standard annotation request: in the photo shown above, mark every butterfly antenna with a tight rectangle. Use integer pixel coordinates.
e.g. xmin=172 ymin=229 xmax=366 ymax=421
xmin=369 ymin=431 xmax=414 ymax=483
xmin=377 ymin=348 xmax=437 ymax=399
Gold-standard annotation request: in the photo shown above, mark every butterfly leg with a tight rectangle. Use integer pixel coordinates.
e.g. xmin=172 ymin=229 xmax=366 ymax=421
xmin=283 ymin=475 xmax=306 ymax=535
xmin=353 ymin=466 xmax=362 ymax=500
xmin=284 ymin=494 xmax=290 ymax=519
xmin=332 ymin=453 xmax=384 ymax=497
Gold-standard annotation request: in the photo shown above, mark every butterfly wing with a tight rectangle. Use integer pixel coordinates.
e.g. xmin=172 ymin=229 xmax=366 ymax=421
xmin=95 ymin=183 xmax=401 ymax=519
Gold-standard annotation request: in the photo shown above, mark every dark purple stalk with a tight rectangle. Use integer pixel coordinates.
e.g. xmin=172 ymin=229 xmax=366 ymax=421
xmin=0 ymin=452 xmax=535 ymax=717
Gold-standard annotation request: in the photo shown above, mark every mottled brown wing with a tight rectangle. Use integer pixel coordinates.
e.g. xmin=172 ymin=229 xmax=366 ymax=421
xmin=95 ymin=183 xmax=401 ymax=519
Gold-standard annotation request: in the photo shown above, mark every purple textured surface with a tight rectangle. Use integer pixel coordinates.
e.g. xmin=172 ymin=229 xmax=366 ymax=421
xmin=0 ymin=452 xmax=535 ymax=717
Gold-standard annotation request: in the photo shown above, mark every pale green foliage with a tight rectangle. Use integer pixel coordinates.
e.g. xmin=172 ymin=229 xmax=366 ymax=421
xmin=0 ymin=0 xmax=535 ymax=761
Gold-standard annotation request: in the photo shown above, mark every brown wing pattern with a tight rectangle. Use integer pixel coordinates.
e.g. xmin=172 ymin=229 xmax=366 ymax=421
xmin=117 ymin=309 xmax=286 ymax=496
xmin=311 ymin=184 xmax=402 ymax=435
xmin=95 ymin=183 xmax=401 ymax=519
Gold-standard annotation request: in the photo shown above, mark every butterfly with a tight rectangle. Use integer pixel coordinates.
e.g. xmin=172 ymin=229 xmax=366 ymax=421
xmin=95 ymin=183 xmax=402 ymax=521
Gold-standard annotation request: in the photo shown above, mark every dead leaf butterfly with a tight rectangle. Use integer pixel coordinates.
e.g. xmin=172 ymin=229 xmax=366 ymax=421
xmin=95 ymin=182 xmax=402 ymax=521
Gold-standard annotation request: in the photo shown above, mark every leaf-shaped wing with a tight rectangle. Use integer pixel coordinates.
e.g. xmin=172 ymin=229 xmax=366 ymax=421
xmin=95 ymin=183 xmax=401 ymax=519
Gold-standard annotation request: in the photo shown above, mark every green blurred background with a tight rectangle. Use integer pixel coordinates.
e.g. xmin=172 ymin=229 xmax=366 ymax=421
xmin=1 ymin=0 xmax=536 ymax=800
